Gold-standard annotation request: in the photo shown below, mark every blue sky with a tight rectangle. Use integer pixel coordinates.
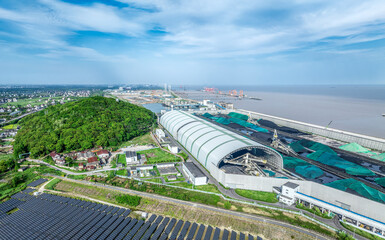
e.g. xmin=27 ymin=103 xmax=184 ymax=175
xmin=0 ymin=0 xmax=385 ymax=85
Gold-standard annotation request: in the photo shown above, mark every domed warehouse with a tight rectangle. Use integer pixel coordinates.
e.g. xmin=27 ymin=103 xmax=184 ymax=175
xmin=160 ymin=110 xmax=283 ymax=188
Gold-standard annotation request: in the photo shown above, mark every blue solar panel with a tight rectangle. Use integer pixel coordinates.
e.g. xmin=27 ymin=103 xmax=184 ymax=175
xmin=0 ymin=192 xmax=253 ymax=240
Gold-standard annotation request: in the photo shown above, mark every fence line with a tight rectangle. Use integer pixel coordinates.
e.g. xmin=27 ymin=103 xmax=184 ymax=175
xmin=136 ymin=177 xmax=338 ymax=231
xmin=45 ymin=173 xmax=337 ymax=232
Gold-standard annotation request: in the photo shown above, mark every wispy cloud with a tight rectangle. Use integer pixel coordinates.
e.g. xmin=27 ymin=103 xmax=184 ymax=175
xmin=0 ymin=0 xmax=385 ymax=84
xmin=1 ymin=0 xmax=385 ymax=60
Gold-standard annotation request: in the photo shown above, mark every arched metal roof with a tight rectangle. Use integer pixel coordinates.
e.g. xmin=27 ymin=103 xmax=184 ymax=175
xmin=160 ymin=111 xmax=283 ymax=172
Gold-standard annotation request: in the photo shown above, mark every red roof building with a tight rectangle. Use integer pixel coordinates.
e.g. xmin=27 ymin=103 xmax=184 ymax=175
xmin=50 ymin=152 xmax=59 ymax=158
xmin=96 ymin=150 xmax=109 ymax=156
xmin=87 ymin=156 xmax=98 ymax=163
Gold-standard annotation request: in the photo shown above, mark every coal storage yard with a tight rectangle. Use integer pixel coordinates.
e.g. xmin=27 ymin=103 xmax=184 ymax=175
xmin=199 ymin=112 xmax=385 ymax=204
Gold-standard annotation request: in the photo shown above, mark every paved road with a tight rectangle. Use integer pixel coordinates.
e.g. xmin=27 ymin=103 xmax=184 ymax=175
xmin=1 ymin=109 xmax=41 ymax=125
xmin=28 ymin=159 xmax=112 ymax=176
xmin=54 ymin=176 xmax=332 ymax=240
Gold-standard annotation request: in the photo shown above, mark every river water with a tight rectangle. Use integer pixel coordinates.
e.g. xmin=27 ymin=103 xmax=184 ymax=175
xmin=177 ymin=85 xmax=385 ymax=139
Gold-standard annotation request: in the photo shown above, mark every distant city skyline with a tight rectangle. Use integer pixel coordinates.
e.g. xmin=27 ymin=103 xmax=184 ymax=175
xmin=1 ymin=0 xmax=385 ymax=85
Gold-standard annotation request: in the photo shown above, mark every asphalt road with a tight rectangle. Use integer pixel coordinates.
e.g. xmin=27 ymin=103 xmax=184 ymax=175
xmin=55 ymin=176 xmax=333 ymax=240
xmin=1 ymin=109 xmax=41 ymax=125
xmin=28 ymin=159 xmax=111 ymax=176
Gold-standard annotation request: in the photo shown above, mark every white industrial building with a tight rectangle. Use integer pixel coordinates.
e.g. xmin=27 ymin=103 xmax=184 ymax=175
xmin=278 ymin=182 xmax=299 ymax=205
xmin=183 ymin=162 xmax=207 ymax=185
xmin=156 ymin=128 xmax=166 ymax=139
xmin=125 ymin=151 xmax=138 ymax=163
xmin=167 ymin=144 xmax=179 ymax=154
xmin=277 ymin=181 xmax=385 ymax=236
xmin=160 ymin=110 xmax=283 ymax=174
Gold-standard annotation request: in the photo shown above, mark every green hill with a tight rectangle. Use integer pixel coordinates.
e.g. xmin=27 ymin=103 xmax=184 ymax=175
xmin=13 ymin=96 xmax=156 ymax=158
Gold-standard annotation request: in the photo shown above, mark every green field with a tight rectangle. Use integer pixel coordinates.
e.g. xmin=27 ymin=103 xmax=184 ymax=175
xmin=138 ymin=148 xmax=180 ymax=164
xmin=0 ymin=154 xmax=13 ymax=161
xmin=0 ymin=141 xmax=12 ymax=146
xmin=67 ymin=174 xmax=87 ymax=180
xmin=116 ymin=169 xmax=128 ymax=176
xmin=117 ymin=154 xmax=126 ymax=167
xmin=164 ymin=176 xmax=185 ymax=182
xmin=170 ymin=182 xmax=221 ymax=194
xmin=235 ymin=189 xmax=278 ymax=203
xmin=144 ymin=178 xmax=163 ymax=183
xmin=2 ymin=124 xmax=18 ymax=130
xmin=45 ymin=179 xmax=62 ymax=190
xmin=120 ymin=132 xmax=156 ymax=147
xmin=2 ymin=97 xmax=78 ymax=108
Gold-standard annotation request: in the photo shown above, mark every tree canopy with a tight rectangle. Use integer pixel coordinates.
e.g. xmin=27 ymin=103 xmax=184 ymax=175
xmin=13 ymin=96 xmax=156 ymax=158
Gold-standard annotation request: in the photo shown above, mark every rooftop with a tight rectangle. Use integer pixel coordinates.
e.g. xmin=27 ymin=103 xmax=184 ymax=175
xmin=125 ymin=151 xmax=137 ymax=158
xmin=96 ymin=150 xmax=109 ymax=155
xmin=87 ymin=156 xmax=98 ymax=163
xmin=283 ymin=182 xmax=299 ymax=189
xmin=184 ymin=162 xmax=206 ymax=178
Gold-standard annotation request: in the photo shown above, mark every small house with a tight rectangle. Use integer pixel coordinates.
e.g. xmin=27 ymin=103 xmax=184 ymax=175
xmin=78 ymin=163 xmax=84 ymax=170
xmin=96 ymin=150 xmax=110 ymax=159
xmin=125 ymin=151 xmax=138 ymax=163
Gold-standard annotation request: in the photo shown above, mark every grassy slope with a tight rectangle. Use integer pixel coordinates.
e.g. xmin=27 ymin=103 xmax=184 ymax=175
xmin=120 ymin=132 xmax=156 ymax=147
xmin=117 ymin=154 xmax=126 ymax=166
xmin=341 ymin=222 xmax=383 ymax=240
xmin=235 ymin=189 xmax=278 ymax=203
xmin=138 ymin=148 xmax=180 ymax=164
xmin=45 ymin=178 xmax=62 ymax=190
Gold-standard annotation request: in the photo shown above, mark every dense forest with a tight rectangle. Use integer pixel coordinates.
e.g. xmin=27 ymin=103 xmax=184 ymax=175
xmin=13 ymin=96 xmax=156 ymax=158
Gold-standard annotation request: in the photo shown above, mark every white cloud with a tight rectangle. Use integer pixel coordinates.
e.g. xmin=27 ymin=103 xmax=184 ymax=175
xmin=1 ymin=0 xmax=385 ymax=61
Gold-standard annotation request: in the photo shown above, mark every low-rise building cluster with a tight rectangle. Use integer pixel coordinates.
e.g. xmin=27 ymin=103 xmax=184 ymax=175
xmin=49 ymin=148 xmax=111 ymax=170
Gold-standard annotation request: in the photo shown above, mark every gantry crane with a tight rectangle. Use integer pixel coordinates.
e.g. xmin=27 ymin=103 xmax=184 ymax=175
xmin=271 ymin=129 xmax=298 ymax=156
xmin=247 ymin=111 xmax=261 ymax=126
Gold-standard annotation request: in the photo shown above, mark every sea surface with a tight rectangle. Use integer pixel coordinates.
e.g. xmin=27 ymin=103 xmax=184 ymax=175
xmin=177 ymin=85 xmax=385 ymax=139
xmin=142 ymin=103 xmax=167 ymax=113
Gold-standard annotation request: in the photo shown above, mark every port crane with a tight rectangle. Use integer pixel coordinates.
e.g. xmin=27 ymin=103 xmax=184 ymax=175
xmin=271 ymin=129 xmax=298 ymax=156
xmin=247 ymin=111 xmax=261 ymax=126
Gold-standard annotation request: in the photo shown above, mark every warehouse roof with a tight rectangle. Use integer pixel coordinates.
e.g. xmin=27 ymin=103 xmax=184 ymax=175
xmin=125 ymin=151 xmax=137 ymax=158
xmin=160 ymin=111 xmax=283 ymax=172
xmin=184 ymin=162 xmax=206 ymax=178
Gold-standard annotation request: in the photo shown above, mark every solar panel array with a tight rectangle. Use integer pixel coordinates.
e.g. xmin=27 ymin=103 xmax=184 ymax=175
xmin=27 ymin=178 xmax=48 ymax=187
xmin=0 ymin=192 xmax=260 ymax=240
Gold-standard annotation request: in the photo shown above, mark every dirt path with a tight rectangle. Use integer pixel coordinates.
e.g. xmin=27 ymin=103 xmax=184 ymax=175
xmin=38 ymin=178 xmax=54 ymax=192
